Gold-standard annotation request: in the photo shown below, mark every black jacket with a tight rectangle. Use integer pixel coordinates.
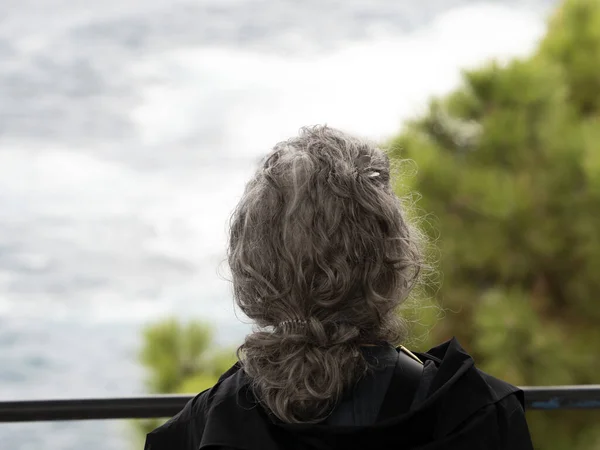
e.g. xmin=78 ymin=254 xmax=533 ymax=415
xmin=145 ymin=338 xmax=533 ymax=450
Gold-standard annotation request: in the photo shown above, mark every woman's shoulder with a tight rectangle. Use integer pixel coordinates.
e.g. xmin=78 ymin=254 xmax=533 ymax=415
xmin=409 ymin=338 xmax=525 ymax=429
xmin=144 ymin=362 xmax=246 ymax=450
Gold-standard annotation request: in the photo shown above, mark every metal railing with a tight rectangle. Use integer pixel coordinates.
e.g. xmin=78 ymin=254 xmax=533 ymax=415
xmin=1 ymin=385 xmax=600 ymax=423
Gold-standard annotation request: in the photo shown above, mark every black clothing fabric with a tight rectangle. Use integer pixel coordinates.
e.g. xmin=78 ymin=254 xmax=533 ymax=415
xmin=144 ymin=338 xmax=533 ymax=450
xmin=325 ymin=344 xmax=402 ymax=426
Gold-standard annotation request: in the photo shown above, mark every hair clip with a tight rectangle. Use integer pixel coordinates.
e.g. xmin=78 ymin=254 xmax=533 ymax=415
xmin=277 ymin=319 xmax=308 ymax=328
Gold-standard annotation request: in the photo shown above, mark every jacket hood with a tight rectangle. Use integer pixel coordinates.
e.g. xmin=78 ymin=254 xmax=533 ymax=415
xmin=145 ymin=338 xmax=528 ymax=450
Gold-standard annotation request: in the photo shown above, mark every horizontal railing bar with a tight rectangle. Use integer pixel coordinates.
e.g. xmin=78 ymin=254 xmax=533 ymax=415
xmin=1 ymin=386 xmax=600 ymax=423
xmin=0 ymin=394 xmax=191 ymax=423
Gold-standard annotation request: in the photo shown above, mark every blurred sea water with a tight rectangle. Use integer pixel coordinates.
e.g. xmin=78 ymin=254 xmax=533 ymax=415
xmin=0 ymin=0 xmax=556 ymax=448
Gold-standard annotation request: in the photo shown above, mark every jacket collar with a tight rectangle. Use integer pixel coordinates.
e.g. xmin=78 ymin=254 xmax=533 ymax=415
xmin=197 ymin=338 xmax=521 ymax=448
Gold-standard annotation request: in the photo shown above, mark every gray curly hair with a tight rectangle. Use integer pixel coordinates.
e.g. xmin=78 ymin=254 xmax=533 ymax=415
xmin=228 ymin=125 xmax=423 ymax=424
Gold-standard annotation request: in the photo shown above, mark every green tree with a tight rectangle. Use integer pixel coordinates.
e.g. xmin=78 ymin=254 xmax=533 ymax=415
xmin=134 ymin=319 xmax=237 ymax=442
xmin=389 ymin=0 xmax=600 ymax=448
